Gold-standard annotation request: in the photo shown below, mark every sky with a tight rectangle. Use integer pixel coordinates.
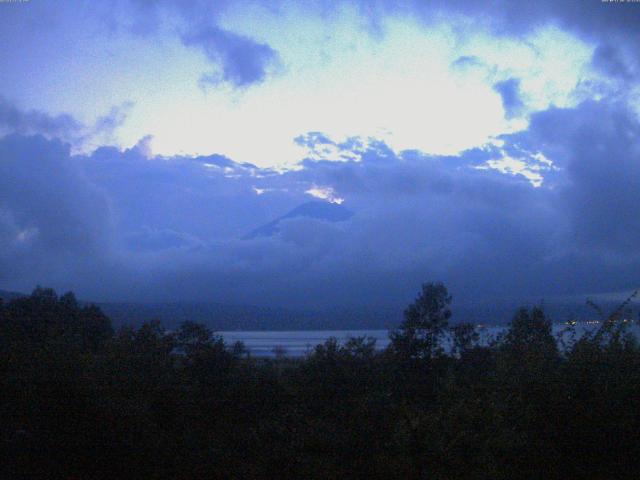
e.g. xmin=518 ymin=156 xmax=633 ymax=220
xmin=1 ymin=0 xmax=640 ymax=311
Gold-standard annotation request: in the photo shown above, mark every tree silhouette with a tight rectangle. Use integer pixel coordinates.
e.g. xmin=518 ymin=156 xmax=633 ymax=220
xmin=390 ymin=282 xmax=452 ymax=359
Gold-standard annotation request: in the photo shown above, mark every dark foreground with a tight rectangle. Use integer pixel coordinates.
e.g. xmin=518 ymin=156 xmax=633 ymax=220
xmin=2 ymin=285 xmax=640 ymax=479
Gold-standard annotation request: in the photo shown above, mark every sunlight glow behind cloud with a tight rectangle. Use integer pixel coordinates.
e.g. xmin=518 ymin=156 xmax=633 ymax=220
xmin=305 ymin=186 xmax=344 ymax=204
xmin=109 ymin=13 xmax=594 ymax=168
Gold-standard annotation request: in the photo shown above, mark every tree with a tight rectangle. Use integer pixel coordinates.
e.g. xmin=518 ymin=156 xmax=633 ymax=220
xmin=390 ymin=282 xmax=452 ymax=359
xmin=175 ymin=320 xmax=217 ymax=356
xmin=502 ymin=306 xmax=558 ymax=364
xmin=450 ymin=322 xmax=479 ymax=358
xmin=0 ymin=287 xmax=113 ymax=353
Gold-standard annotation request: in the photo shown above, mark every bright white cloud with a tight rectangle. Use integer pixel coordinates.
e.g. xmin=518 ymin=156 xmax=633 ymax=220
xmin=305 ymin=186 xmax=344 ymax=204
xmin=0 ymin=2 xmax=599 ymax=169
xmin=135 ymin=16 xmax=596 ymax=167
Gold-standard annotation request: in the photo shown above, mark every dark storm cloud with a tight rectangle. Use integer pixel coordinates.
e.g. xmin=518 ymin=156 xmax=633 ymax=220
xmin=90 ymin=93 xmax=640 ymax=306
xmin=514 ymin=100 xmax=640 ymax=255
xmin=85 ymin=141 xmax=298 ymax=243
xmin=0 ymin=97 xmax=134 ymax=149
xmin=182 ymin=26 xmax=279 ymax=87
xmin=124 ymin=227 xmax=205 ymax=252
xmin=0 ymin=134 xmax=113 ymax=292
xmin=1 ymin=93 xmax=640 ymax=307
xmin=0 ymin=96 xmax=83 ymax=141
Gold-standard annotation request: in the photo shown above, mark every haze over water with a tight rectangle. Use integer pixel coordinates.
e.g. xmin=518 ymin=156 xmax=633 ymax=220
xmin=220 ymin=323 xmax=640 ymax=357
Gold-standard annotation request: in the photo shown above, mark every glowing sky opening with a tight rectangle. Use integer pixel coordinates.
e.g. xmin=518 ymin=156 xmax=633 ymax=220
xmin=0 ymin=3 xmax=595 ymax=168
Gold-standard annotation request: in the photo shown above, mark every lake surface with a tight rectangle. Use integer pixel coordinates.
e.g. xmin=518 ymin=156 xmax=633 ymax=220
xmin=219 ymin=323 xmax=635 ymax=357
xmin=219 ymin=329 xmax=391 ymax=357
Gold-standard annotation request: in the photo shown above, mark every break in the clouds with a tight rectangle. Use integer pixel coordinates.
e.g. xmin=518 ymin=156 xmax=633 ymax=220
xmin=493 ymin=79 xmax=525 ymax=120
xmin=1 ymin=0 xmax=639 ymax=309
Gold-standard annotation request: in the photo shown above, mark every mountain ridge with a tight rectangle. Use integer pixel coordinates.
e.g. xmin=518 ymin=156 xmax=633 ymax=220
xmin=243 ymin=200 xmax=354 ymax=239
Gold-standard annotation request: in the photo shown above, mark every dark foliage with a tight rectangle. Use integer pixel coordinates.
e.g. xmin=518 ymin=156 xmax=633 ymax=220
xmin=1 ymin=285 xmax=639 ymax=479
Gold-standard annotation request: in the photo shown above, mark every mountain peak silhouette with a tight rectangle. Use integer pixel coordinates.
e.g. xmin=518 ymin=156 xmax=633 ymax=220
xmin=243 ymin=201 xmax=353 ymax=239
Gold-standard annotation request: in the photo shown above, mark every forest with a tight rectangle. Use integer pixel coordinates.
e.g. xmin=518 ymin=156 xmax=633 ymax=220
xmin=1 ymin=283 xmax=639 ymax=479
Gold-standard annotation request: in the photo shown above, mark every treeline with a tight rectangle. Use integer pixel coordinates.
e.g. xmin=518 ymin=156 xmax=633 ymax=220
xmin=1 ymin=284 xmax=640 ymax=479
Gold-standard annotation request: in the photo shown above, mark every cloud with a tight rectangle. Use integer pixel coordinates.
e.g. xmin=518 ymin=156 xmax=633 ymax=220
xmin=124 ymin=227 xmax=205 ymax=252
xmin=354 ymin=0 xmax=640 ymax=39
xmin=342 ymin=0 xmax=640 ymax=86
xmin=1 ymin=92 xmax=640 ymax=308
xmin=0 ymin=134 xmax=113 ymax=292
xmin=0 ymin=96 xmax=83 ymax=142
xmin=183 ymin=26 xmax=280 ymax=88
xmin=592 ymin=44 xmax=634 ymax=81
xmin=517 ymin=100 xmax=640 ymax=255
xmin=0 ymin=97 xmax=134 ymax=151
xmin=92 ymin=101 xmax=135 ymax=141
xmin=107 ymin=0 xmax=280 ymax=88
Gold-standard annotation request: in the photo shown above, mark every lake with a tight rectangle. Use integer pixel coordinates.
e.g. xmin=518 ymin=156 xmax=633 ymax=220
xmin=219 ymin=322 xmax=635 ymax=357
xmin=219 ymin=329 xmax=391 ymax=357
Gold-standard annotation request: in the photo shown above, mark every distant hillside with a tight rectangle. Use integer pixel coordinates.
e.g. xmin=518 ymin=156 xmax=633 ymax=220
xmin=98 ymin=302 xmax=401 ymax=331
xmin=0 ymin=289 xmax=25 ymax=301
xmin=98 ymin=300 xmax=636 ymax=331
xmin=2 ymin=286 xmax=635 ymax=330
xmin=243 ymin=200 xmax=353 ymax=239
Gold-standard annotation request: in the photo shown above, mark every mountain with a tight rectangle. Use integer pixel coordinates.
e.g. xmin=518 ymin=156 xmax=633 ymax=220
xmin=243 ymin=201 xmax=354 ymax=239
xmin=2 ymin=286 xmax=633 ymax=331
xmin=0 ymin=289 xmax=25 ymax=301
xmin=97 ymin=300 xmax=634 ymax=331
xmin=98 ymin=302 xmax=401 ymax=331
